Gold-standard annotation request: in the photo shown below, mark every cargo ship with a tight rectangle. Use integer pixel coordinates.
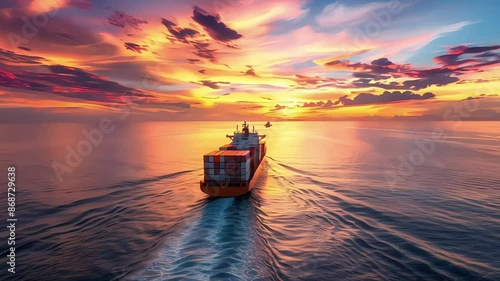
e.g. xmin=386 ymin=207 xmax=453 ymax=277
xmin=200 ymin=121 xmax=266 ymax=197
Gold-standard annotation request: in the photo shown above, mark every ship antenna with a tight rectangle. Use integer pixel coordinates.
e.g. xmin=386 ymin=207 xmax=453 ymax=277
xmin=253 ymin=125 xmax=255 ymax=133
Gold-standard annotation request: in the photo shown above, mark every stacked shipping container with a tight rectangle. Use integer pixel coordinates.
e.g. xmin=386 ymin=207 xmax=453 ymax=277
xmin=203 ymin=150 xmax=251 ymax=182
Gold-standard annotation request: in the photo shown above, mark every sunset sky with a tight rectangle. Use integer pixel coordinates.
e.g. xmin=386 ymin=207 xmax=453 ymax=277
xmin=0 ymin=0 xmax=499 ymax=121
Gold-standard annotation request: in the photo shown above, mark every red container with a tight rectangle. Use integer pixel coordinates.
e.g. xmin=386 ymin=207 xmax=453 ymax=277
xmin=219 ymin=150 xmax=250 ymax=163
xmin=226 ymin=166 xmax=242 ymax=176
xmin=203 ymin=150 xmax=219 ymax=162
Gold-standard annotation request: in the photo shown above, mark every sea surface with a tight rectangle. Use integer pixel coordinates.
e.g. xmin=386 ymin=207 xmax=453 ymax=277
xmin=0 ymin=121 xmax=499 ymax=281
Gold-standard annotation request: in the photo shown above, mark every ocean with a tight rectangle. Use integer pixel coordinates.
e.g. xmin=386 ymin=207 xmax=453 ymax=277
xmin=0 ymin=121 xmax=499 ymax=281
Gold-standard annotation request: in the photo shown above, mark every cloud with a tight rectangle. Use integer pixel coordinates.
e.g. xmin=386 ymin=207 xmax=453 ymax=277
xmin=352 ymin=72 xmax=389 ymax=80
xmin=273 ymin=104 xmax=286 ymax=111
xmin=198 ymin=80 xmax=230 ymax=89
xmin=187 ymin=59 xmax=202 ymax=64
xmin=108 ymin=10 xmax=148 ymax=30
xmin=192 ymin=6 xmax=242 ymax=41
xmin=323 ymin=57 xmax=410 ymax=74
xmin=316 ymin=1 xmax=397 ymax=27
xmin=0 ymin=48 xmax=44 ymax=64
xmin=159 ymin=16 xmax=219 ymax=61
xmin=192 ymin=41 xmax=218 ymax=61
xmin=124 ymin=43 xmax=148 ymax=53
xmin=339 ymin=91 xmax=435 ymax=106
xmin=161 ymin=18 xmax=200 ymax=43
xmin=295 ymin=74 xmax=330 ymax=86
xmin=433 ymin=45 xmax=500 ymax=70
xmin=299 ymin=91 xmax=434 ymax=109
xmin=302 ymin=100 xmax=335 ymax=108
xmin=0 ymin=8 xmax=118 ymax=56
xmin=402 ymin=74 xmax=459 ymax=91
xmin=318 ymin=45 xmax=500 ymax=91
xmin=243 ymin=66 xmax=257 ymax=76
xmin=0 ymin=59 xmax=152 ymax=103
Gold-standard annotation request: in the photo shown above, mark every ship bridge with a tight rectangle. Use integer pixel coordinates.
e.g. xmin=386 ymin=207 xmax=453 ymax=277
xmin=226 ymin=121 xmax=266 ymax=150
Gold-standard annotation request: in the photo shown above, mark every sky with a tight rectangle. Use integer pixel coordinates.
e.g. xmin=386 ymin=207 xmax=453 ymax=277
xmin=0 ymin=0 xmax=499 ymax=122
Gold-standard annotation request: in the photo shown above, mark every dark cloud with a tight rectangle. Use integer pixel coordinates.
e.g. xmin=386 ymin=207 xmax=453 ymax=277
xmin=192 ymin=6 xmax=242 ymax=42
xmin=303 ymin=100 xmax=334 ymax=108
xmin=0 ymin=48 xmax=44 ymax=64
xmin=243 ymin=66 xmax=257 ymax=76
xmin=0 ymin=59 xmax=152 ymax=103
xmin=198 ymin=69 xmax=206 ymax=74
xmin=161 ymin=18 xmax=200 ymax=43
xmin=299 ymin=100 xmax=338 ymax=108
xmin=371 ymin=58 xmax=391 ymax=66
xmin=45 ymin=65 xmax=150 ymax=96
xmin=108 ymin=11 xmax=148 ymax=30
xmin=434 ymin=45 xmax=500 ymax=66
xmin=0 ymin=8 xmax=115 ymax=54
xmin=192 ymin=41 xmax=217 ymax=61
xmin=350 ymin=73 xmax=459 ymax=91
xmin=18 ymin=46 xmax=31 ymax=51
xmin=320 ymin=45 xmax=500 ymax=91
xmin=325 ymin=57 xmax=410 ymax=74
xmin=273 ymin=104 xmax=286 ymax=111
xmin=198 ymin=80 xmax=229 ymax=89
xmin=402 ymin=74 xmax=459 ymax=91
xmin=352 ymin=72 xmax=389 ymax=80
xmin=124 ymin=43 xmax=148 ymax=53
xmin=161 ymin=18 xmax=176 ymax=28
xmin=339 ymin=91 xmax=435 ymax=106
